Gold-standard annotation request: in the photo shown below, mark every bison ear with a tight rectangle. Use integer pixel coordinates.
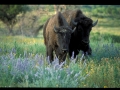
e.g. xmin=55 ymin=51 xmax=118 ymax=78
xmin=54 ymin=26 xmax=59 ymax=33
xmin=92 ymin=19 xmax=98 ymax=27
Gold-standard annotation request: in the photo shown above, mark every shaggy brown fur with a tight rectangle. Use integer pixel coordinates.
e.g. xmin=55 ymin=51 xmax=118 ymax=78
xmin=43 ymin=12 xmax=74 ymax=64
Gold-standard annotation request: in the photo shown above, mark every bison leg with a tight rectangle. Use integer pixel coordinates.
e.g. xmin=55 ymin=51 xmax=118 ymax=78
xmin=84 ymin=46 xmax=92 ymax=56
xmin=68 ymin=49 xmax=74 ymax=58
xmin=46 ymin=46 xmax=53 ymax=63
xmin=55 ymin=49 xmax=59 ymax=59
xmin=69 ymin=50 xmax=79 ymax=59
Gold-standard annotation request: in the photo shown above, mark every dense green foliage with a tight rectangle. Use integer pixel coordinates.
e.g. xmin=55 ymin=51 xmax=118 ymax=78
xmin=0 ymin=5 xmax=29 ymax=22
xmin=0 ymin=5 xmax=29 ymax=35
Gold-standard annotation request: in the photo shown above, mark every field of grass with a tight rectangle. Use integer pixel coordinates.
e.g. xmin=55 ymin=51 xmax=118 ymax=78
xmin=0 ymin=14 xmax=120 ymax=88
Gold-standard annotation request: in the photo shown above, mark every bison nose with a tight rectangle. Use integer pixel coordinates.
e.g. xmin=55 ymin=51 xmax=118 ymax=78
xmin=62 ymin=49 xmax=68 ymax=53
xmin=82 ymin=40 xmax=89 ymax=44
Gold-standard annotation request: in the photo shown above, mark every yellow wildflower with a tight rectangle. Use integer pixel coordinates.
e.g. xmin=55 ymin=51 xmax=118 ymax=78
xmin=104 ymin=86 xmax=108 ymax=88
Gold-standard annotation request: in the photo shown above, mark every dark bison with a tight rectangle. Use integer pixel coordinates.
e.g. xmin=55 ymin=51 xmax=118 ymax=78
xmin=43 ymin=12 xmax=75 ymax=64
xmin=62 ymin=9 xmax=98 ymax=58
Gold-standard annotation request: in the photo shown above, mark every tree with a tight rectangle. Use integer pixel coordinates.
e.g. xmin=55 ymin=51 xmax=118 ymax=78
xmin=0 ymin=5 xmax=29 ymax=35
xmin=53 ymin=5 xmax=66 ymax=14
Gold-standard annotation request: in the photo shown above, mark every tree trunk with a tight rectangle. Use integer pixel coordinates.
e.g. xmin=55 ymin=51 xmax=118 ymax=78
xmin=6 ymin=24 xmax=14 ymax=35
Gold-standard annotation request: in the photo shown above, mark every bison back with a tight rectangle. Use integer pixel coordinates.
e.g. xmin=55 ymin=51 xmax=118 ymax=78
xmin=62 ymin=9 xmax=83 ymax=27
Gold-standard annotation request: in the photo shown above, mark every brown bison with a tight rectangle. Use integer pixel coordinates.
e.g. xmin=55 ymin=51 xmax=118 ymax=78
xmin=61 ymin=9 xmax=98 ymax=58
xmin=43 ymin=12 xmax=75 ymax=64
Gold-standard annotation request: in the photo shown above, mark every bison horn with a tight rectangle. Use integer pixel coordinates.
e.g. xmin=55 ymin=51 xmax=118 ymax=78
xmin=92 ymin=19 xmax=98 ymax=27
xmin=72 ymin=27 xmax=76 ymax=33
xmin=54 ymin=26 xmax=59 ymax=33
xmin=72 ymin=19 xmax=77 ymax=25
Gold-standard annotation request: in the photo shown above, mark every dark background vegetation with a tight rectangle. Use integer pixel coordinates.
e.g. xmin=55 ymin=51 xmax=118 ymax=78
xmin=0 ymin=5 xmax=120 ymax=37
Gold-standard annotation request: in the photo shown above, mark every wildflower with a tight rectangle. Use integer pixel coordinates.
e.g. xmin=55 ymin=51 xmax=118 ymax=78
xmin=86 ymin=71 xmax=89 ymax=74
xmin=56 ymin=84 xmax=58 ymax=87
xmin=0 ymin=48 xmax=2 ymax=52
xmin=25 ymin=75 xmax=28 ymax=80
xmin=13 ymin=53 xmax=16 ymax=56
xmin=34 ymin=72 xmax=39 ymax=77
xmin=104 ymin=86 xmax=108 ymax=88
xmin=74 ymin=72 xmax=80 ymax=79
xmin=64 ymin=65 xmax=68 ymax=68
xmin=32 ymin=54 xmax=35 ymax=57
xmin=71 ymin=51 xmax=75 ymax=60
xmin=35 ymin=63 xmax=39 ymax=68
xmin=84 ymin=84 xmax=86 ymax=87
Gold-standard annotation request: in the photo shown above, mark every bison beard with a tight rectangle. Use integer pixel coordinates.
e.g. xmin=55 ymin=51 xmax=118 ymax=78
xmin=57 ymin=52 xmax=67 ymax=63
xmin=81 ymin=41 xmax=92 ymax=55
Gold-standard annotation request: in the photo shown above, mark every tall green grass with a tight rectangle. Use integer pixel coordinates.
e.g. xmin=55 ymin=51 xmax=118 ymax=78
xmin=0 ymin=35 xmax=46 ymax=57
xmin=0 ymin=30 xmax=120 ymax=87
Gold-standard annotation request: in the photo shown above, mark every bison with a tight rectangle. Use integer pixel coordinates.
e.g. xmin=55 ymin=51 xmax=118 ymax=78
xmin=43 ymin=12 xmax=75 ymax=64
xmin=61 ymin=9 xmax=98 ymax=59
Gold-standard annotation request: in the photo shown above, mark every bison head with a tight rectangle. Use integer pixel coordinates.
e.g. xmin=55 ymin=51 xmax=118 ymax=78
xmin=72 ymin=17 xmax=98 ymax=55
xmin=54 ymin=26 xmax=75 ymax=61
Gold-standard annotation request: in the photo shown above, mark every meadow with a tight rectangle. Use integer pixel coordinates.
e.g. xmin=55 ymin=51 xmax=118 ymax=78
xmin=0 ymin=14 xmax=120 ymax=88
